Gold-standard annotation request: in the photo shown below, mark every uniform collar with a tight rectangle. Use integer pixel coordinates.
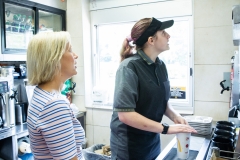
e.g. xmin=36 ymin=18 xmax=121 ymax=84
xmin=137 ymin=50 xmax=162 ymax=65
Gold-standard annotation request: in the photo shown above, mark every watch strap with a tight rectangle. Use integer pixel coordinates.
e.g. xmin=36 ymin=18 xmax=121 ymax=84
xmin=162 ymin=123 xmax=169 ymax=134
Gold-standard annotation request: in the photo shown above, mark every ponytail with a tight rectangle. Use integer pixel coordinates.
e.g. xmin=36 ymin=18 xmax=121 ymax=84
xmin=120 ymin=18 xmax=152 ymax=62
xmin=120 ymin=37 xmax=134 ymax=62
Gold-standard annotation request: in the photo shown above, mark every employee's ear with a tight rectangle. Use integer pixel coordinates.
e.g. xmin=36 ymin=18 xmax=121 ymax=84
xmin=147 ymin=37 xmax=154 ymax=45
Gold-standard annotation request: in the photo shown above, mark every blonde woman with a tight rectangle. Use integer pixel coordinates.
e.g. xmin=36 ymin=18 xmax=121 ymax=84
xmin=27 ymin=31 xmax=85 ymax=160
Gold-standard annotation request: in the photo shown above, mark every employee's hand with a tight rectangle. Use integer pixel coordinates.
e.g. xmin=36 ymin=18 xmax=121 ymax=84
xmin=173 ymin=115 xmax=188 ymax=125
xmin=167 ymin=124 xmax=197 ymax=134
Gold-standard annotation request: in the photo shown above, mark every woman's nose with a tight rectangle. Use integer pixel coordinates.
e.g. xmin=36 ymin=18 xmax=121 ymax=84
xmin=73 ymin=52 xmax=78 ymax=59
xmin=167 ymin=33 xmax=170 ymax=39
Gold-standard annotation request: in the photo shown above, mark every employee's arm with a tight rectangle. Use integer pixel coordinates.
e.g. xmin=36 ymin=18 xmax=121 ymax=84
xmin=118 ymin=111 xmax=196 ymax=134
xmin=164 ymin=102 xmax=188 ymax=125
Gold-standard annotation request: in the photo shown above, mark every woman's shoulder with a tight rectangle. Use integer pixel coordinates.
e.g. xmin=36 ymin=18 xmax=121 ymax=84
xmin=32 ymin=87 xmax=70 ymax=111
xmin=118 ymin=54 xmax=140 ymax=70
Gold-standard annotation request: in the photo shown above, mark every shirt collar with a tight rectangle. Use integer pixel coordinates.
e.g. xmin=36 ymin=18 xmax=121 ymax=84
xmin=137 ymin=50 xmax=162 ymax=65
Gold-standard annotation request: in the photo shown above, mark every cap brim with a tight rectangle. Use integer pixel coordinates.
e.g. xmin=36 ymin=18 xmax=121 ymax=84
xmin=159 ymin=20 xmax=174 ymax=30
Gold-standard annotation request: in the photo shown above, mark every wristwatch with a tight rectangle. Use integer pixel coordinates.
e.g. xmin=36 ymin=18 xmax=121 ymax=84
xmin=161 ymin=123 xmax=169 ymax=134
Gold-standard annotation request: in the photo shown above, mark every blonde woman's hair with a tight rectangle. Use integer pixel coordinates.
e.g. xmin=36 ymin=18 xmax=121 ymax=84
xmin=27 ymin=31 xmax=71 ymax=85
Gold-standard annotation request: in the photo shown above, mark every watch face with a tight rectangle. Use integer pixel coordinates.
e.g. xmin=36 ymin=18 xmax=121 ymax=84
xmin=163 ymin=123 xmax=169 ymax=127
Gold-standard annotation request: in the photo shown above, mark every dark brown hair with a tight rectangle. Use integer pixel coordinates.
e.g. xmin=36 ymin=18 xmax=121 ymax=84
xmin=120 ymin=18 xmax=152 ymax=62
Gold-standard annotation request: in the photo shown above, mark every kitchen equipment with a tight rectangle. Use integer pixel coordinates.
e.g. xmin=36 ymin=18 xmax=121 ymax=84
xmin=210 ymin=147 xmax=239 ymax=160
xmin=213 ymin=129 xmax=235 ymax=140
xmin=15 ymin=102 xmax=27 ymax=124
xmin=184 ymin=116 xmax=213 ymax=135
xmin=15 ymin=104 xmax=23 ymax=124
xmin=19 ymin=64 xmax=27 ymax=78
xmin=211 ymin=136 xmax=234 ymax=158
xmin=216 ymin=121 xmax=235 ymax=127
xmin=1 ymin=66 xmax=14 ymax=77
xmin=0 ymin=77 xmax=17 ymax=128
xmin=215 ymin=125 xmax=235 ymax=133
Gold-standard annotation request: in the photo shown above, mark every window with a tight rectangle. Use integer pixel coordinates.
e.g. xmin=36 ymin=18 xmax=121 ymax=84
xmin=93 ymin=16 xmax=193 ymax=108
xmin=159 ymin=17 xmax=193 ymax=108
xmin=93 ymin=22 xmax=135 ymax=104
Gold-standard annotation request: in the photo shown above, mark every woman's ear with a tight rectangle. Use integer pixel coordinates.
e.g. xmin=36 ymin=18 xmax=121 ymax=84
xmin=147 ymin=36 xmax=154 ymax=45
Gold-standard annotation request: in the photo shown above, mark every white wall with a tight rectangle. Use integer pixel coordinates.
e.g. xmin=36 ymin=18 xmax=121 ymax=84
xmin=194 ymin=0 xmax=239 ymax=121
xmin=29 ymin=0 xmax=67 ymax=10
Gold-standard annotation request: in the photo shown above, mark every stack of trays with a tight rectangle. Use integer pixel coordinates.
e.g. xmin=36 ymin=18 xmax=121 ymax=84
xmin=184 ymin=116 xmax=213 ymax=135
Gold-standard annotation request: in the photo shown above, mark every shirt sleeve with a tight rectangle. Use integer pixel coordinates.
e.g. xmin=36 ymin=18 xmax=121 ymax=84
xmin=37 ymin=98 xmax=77 ymax=160
xmin=113 ymin=66 xmax=138 ymax=111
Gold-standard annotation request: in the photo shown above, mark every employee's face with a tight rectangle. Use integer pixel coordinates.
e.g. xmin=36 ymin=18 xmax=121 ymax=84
xmin=153 ymin=30 xmax=170 ymax=52
xmin=60 ymin=43 xmax=78 ymax=79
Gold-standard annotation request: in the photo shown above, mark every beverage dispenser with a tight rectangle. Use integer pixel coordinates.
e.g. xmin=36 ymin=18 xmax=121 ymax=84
xmin=0 ymin=77 xmax=17 ymax=128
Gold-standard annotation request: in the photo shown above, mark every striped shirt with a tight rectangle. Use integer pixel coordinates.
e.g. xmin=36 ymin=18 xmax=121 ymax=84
xmin=27 ymin=86 xmax=85 ymax=160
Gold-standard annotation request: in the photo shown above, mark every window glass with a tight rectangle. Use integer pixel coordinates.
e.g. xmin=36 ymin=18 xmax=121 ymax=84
xmin=159 ymin=18 xmax=191 ymax=106
xmin=39 ymin=10 xmax=62 ymax=32
xmin=5 ymin=3 xmax=35 ymax=50
xmin=96 ymin=22 xmax=134 ymax=104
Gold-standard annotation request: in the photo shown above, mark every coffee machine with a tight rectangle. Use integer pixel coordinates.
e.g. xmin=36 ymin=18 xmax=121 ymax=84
xmin=0 ymin=77 xmax=17 ymax=128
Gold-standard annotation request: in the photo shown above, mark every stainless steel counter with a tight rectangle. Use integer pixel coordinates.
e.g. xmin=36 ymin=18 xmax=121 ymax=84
xmin=0 ymin=123 xmax=28 ymax=141
xmin=0 ymin=111 xmax=86 ymax=141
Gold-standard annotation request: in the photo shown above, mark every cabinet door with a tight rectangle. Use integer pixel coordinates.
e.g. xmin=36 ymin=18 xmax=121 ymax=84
xmin=4 ymin=3 xmax=35 ymax=52
xmin=38 ymin=10 xmax=63 ymax=33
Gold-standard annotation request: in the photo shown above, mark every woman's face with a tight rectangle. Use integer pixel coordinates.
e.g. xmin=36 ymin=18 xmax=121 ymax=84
xmin=60 ymin=44 xmax=78 ymax=79
xmin=153 ymin=30 xmax=170 ymax=52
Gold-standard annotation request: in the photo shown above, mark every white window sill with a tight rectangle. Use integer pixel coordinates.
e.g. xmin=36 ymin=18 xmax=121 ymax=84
xmin=86 ymin=104 xmax=113 ymax=110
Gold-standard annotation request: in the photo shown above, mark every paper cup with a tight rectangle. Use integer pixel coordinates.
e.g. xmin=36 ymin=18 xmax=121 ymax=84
xmin=176 ymin=133 xmax=191 ymax=159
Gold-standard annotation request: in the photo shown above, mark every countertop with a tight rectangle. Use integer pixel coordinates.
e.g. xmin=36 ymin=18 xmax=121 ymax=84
xmin=156 ymin=134 xmax=212 ymax=160
xmin=157 ymin=118 xmax=240 ymax=160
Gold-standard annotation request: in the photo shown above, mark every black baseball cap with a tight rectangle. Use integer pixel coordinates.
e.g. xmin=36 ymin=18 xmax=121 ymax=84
xmin=135 ymin=17 xmax=174 ymax=46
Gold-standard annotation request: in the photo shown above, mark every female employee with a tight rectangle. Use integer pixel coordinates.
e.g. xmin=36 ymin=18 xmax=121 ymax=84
xmin=27 ymin=31 xmax=85 ymax=160
xmin=110 ymin=17 xmax=197 ymax=160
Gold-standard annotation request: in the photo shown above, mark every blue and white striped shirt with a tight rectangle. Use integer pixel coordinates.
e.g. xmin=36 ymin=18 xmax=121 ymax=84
xmin=27 ymin=86 xmax=85 ymax=160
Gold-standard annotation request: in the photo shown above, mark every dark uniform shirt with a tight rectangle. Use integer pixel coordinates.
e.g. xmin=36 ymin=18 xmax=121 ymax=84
xmin=110 ymin=50 xmax=170 ymax=160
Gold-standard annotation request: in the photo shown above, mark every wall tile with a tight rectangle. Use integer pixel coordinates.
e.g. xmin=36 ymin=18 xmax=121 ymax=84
xmin=194 ymin=64 xmax=231 ymax=102
xmin=194 ymin=0 xmax=240 ymax=28
xmin=86 ymin=108 xmax=93 ymax=125
xmin=66 ymin=11 xmax=83 ymax=37
xmin=195 ymin=26 xmax=238 ymax=65
xmin=93 ymin=126 xmax=111 ymax=145
xmin=67 ymin=0 xmax=83 ymax=11
xmin=194 ymin=101 xmax=229 ymax=121
xmin=86 ymin=125 xmax=94 ymax=147
xmin=92 ymin=109 xmax=112 ymax=127
xmin=72 ymin=66 xmax=85 ymax=96
xmin=71 ymin=37 xmax=84 ymax=67
xmin=72 ymin=95 xmax=86 ymax=111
